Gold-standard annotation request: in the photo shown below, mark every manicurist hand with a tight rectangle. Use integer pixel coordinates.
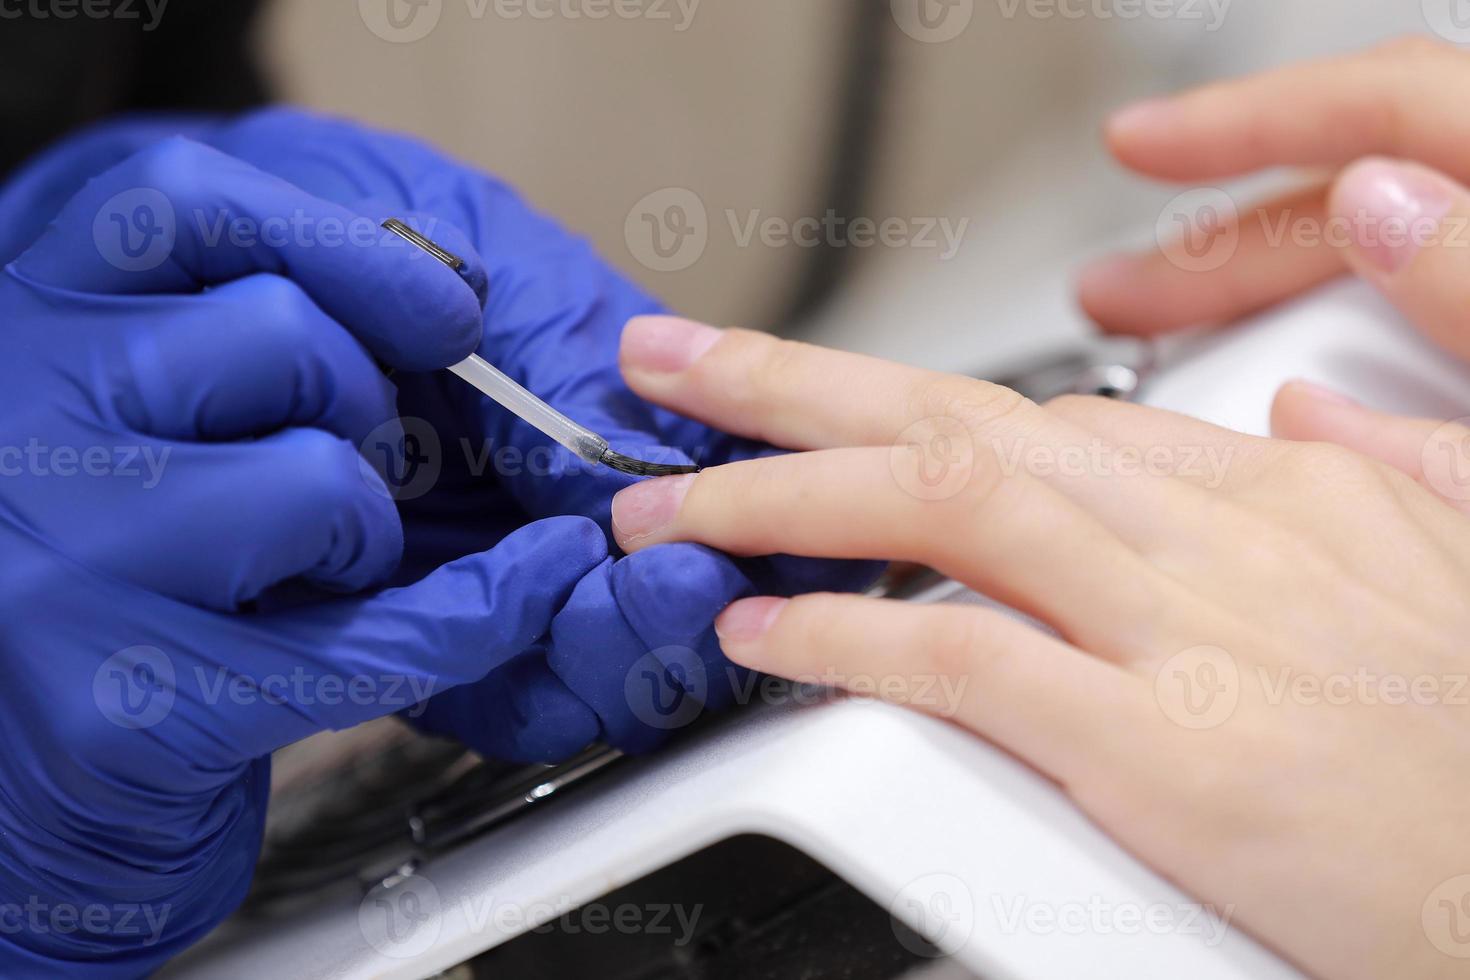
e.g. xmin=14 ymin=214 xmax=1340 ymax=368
xmin=609 ymin=314 xmax=1470 ymax=980
xmin=0 ymin=116 xmax=877 ymax=976
xmin=0 ymin=109 xmax=877 ymax=765
xmin=0 ymin=137 xmax=617 ymax=977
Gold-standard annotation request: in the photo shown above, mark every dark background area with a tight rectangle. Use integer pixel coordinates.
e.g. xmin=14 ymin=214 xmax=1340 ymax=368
xmin=0 ymin=0 xmax=268 ymax=175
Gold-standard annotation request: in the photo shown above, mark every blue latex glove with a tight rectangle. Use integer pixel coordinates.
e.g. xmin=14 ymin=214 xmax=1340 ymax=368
xmin=0 ymin=109 xmax=881 ymax=764
xmin=0 ymin=137 xmax=617 ymax=975
xmin=204 ymin=110 xmax=882 ymax=757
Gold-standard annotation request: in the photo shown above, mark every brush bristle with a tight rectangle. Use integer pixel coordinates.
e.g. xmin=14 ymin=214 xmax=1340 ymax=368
xmin=599 ymin=450 xmax=701 ymax=478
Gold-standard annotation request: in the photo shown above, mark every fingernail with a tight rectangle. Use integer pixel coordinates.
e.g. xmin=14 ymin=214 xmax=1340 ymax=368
xmin=1077 ymin=253 xmax=1144 ymax=294
xmin=622 ymin=315 xmax=722 ymax=373
xmin=716 ymin=597 xmax=789 ymax=646
xmin=1106 ymin=98 xmax=1179 ymax=139
xmin=1286 ymin=379 xmax=1357 ymax=408
xmin=1334 ymin=159 xmax=1456 ymax=275
xmin=611 ymin=473 xmax=695 ymax=543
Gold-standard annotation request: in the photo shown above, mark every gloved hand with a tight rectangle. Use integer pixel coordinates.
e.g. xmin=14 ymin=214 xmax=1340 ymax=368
xmin=0 ymin=109 xmax=881 ymax=762
xmin=0 ymin=138 xmax=612 ymax=976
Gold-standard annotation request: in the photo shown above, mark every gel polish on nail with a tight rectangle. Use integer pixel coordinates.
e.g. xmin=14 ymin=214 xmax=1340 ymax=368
xmin=1334 ymin=160 xmax=1456 ymax=275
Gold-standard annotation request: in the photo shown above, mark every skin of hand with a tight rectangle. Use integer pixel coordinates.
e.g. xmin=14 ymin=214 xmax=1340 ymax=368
xmin=607 ymin=314 xmax=1470 ymax=980
xmin=1079 ymin=36 xmax=1470 ymax=461
xmin=1078 ymin=37 xmax=1470 ymax=367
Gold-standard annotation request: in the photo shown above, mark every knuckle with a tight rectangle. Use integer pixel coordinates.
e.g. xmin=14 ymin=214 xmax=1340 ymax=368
xmin=1374 ymin=35 xmax=1452 ymax=60
xmin=755 ymin=336 xmax=811 ymax=401
xmin=1274 ymin=442 xmax=1428 ymax=525
xmin=244 ymin=277 xmax=322 ymax=349
xmin=918 ymin=608 xmax=993 ymax=689
xmin=1186 ymin=495 xmax=1337 ymax=589
xmin=1233 ymin=520 xmax=1314 ymax=585
xmin=1270 ymin=442 xmax=1378 ymax=489
xmin=252 ymin=273 xmax=318 ymax=321
xmin=964 ymin=447 xmax=1013 ymax=512
xmin=134 ymin=136 xmax=212 ymax=200
xmin=1043 ymin=393 xmax=1108 ymax=419
xmin=715 ymin=331 xmax=808 ymax=410
xmin=910 ymin=376 xmax=1031 ymax=438
xmin=781 ymin=594 xmax=832 ymax=650
xmin=292 ymin=431 xmax=365 ymax=505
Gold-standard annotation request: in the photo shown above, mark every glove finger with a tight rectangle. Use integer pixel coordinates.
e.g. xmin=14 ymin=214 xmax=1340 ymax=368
xmin=74 ymin=429 xmax=404 ymax=610
xmin=206 ymin=517 xmax=609 ymax=759
xmin=205 ymin=110 xmax=754 ymax=469
xmin=380 ymin=172 xmax=709 ymax=514
xmin=424 ymin=545 xmax=821 ymax=762
xmin=409 ymin=649 xmax=601 ymax=764
xmin=0 ymin=116 xmax=217 ymax=265
xmin=203 ymin=111 xmax=764 ymax=494
xmin=199 ymin=111 xmax=494 ymax=309
xmin=114 ymin=274 xmax=399 ymax=449
xmin=547 ymin=545 xmax=764 ymax=752
xmin=204 ymin=108 xmax=442 ymax=212
xmin=611 ymin=543 xmax=758 ymax=714
xmin=548 ymin=557 xmax=685 ymax=754
xmin=14 ymin=136 xmax=483 ymax=372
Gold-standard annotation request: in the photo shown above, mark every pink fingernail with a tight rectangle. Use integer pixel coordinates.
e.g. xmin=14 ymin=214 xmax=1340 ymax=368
xmin=622 ymin=315 xmax=722 ymax=373
xmin=1333 ymin=159 xmax=1456 ymax=275
xmin=611 ymin=473 xmax=695 ymax=543
xmin=1107 ymin=98 xmax=1179 ymax=138
xmin=1077 ymin=254 xmax=1144 ymax=293
xmin=716 ymin=597 xmax=789 ymax=645
xmin=1286 ymin=379 xmax=1356 ymax=408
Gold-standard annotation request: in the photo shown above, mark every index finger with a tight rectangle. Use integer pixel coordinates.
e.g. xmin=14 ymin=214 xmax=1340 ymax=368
xmin=1107 ymin=38 xmax=1470 ymax=182
xmin=14 ymin=137 xmax=484 ymax=372
xmin=619 ymin=315 xmax=1037 ymax=452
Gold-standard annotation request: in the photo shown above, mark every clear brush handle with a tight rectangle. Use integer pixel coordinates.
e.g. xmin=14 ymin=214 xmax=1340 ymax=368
xmin=381 ymin=217 xmax=697 ymax=478
xmin=449 ymin=354 xmax=609 ymax=465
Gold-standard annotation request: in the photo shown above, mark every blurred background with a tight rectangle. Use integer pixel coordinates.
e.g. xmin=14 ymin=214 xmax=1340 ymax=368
xmin=0 ymin=2 xmax=1444 ymax=372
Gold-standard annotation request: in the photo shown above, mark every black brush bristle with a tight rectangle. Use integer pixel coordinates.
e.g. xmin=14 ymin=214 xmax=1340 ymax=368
xmin=599 ymin=450 xmax=701 ymax=478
